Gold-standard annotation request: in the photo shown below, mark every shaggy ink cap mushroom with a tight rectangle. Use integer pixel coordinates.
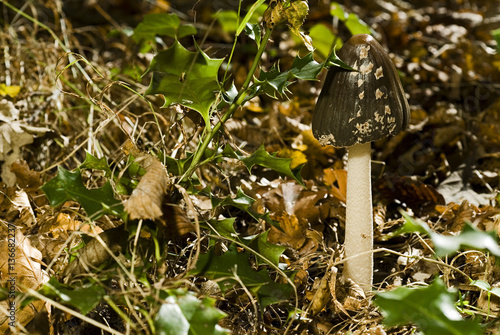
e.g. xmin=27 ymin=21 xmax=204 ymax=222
xmin=312 ymin=34 xmax=410 ymax=147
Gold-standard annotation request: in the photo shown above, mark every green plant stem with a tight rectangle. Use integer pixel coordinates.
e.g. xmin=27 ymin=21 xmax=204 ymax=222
xmin=181 ymin=28 xmax=273 ymax=181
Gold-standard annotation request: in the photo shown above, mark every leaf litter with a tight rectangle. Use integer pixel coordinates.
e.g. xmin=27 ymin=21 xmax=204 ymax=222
xmin=0 ymin=0 xmax=499 ymax=334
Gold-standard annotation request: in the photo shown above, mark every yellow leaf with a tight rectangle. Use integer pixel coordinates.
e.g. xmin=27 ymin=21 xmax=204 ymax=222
xmin=278 ymin=148 xmax=307 ymax=169
xmin=0 ymin=84 xmax=21 ymax=98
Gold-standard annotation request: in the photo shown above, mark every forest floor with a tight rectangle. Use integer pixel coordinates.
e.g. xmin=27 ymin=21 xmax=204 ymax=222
xmin=1 ymin=0 xmax=500 ymax=334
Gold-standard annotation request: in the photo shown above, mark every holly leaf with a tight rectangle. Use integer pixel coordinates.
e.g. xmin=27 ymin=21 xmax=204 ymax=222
xmin=240 ymin=145 xmax=304 ymax=185
xmin=208 ymin=217 xmax=238 ymax=239
xmin=133 ymin=13 xmax=196 ymax=42
xmin=191 ymin=244 xmax=292 ymax=307
xmin=39 ymin=277 xmax=105 ymax=315
xmin=247 ymin=230 xmax=287 ymax=267
xmin=386 ymin=211 xmax=500 ymax=258
xmin=375 ymin=279 xmax=482 ymax=335
xmin=41 ymin=166 xmax=123 ymax=219
xmin=254 ymin=53 xmax=323 ymax=98
xmin=155 ymin=290 xmax=229 ymax=335
xmin=212 ymin=188 xmax=255 ymax=214
xmin=80 ymin=152 xmax=111 ymax=176
xmin=144 ymin=41 xmax=224 ymax=125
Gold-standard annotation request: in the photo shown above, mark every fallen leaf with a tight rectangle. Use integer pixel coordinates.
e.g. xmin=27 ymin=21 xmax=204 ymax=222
xmin=0 ymin=230 xmax=48 ymax=331
xmin=306 ymin=275 xmax=330 ymax=316
xmin=10 ymin=160 xmax=42 ymax=192
xmin=124 ymin=159 xmax=170 ymax=220
xmin=323 ymin=168 xmax=347 ymax=203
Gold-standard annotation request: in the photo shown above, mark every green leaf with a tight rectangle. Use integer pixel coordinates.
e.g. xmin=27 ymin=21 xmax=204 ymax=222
xmin=80 ymin=152 xmax=111 ymax=176
xmin=212 ymin=188 xmax=255 ymax=211
xmin=216 ymin=11 xmax=239 ymax=33
xmin=236 ymin=0 xmax=266 ymax=36
xmin=387 ymin=211 xmax=500 ymax=258
xmin=155 ymin=299 xmax=190 ymax=335
xmin=155 ymin=291 xmax=229 ymax=335
xmin=39 ymin=277 xmax=105 ymax=315
xmin=325 ymin=48 xmax=356 ymax=70
xmin=41 ymin=166 xmax=123 ymax=219
xmin=244 ymin=23 xmax=262 ymax=48
xmin=133 ymin=13 xmax=196 ymax=42
xmin=330 ymin=2 xmax=372 ymax=36
xmin=330 ymin=2 xmax=348 ymax=20
xmin=375 ymin=279 xmax=482 ymax=335
xmin=254 ymin=53 xmax=323 ymax=98
xmin=145 ymin=41 xmax=224 ymax=125
xmin=471 ymin=280 xmax=500 ymax=299
xmin=247 ymin=230 xmax=287 ymax=267
xmin=208 ymin=217 xmax=238 ymax=239
xmin=191 ymin=244 xmax=292 ymax=307
xmin=344 ymin=13 xmax=372 ymax=36
xmin=240 ymin=145 xmax=304 ymax=185
xmin=309 ymin=23 xmax=339 ymax=60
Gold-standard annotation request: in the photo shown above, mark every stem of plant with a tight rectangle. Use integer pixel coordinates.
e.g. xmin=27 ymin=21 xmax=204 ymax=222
xmin=181 ymin=28 xmax=273 ymax=181
xmin=343 ymin=142 xmax=373 ymax=293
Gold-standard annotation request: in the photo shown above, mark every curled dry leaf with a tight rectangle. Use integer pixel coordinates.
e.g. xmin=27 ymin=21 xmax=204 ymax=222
xmin=0 ymin=230 xmax=48 ymax=332
xmin=0 ymin=190 xmax=36 ymax=234
xmin=305 ymin=275 xmax=330 ymax=316
xmin=62 ymin=226 xmax=128 ymax=278
xmin=124 ymin=159 xmax=170 ymax=220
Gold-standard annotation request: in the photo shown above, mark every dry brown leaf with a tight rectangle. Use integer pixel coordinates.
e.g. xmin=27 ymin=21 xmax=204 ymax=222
xmin=0 ymin=190 xmax=36 ymax=234
xmin=62 ymin=226 xmax=128 ymax=278
xmin=0 ymin=230 xmax=48 ymax=332
xmin=158 ymin=203 xmax=195 ymax=238
xmin=305 ymin=276 xmax=330 ymax=316
xmin=375 ymin=174 xmax=445 ymax=215
xmin=268 ymin=211 xmax=322 ymax=255
xmin=39 ymin=212 xmax=103 ymax=238
xmin=124 ymin=159 xmax=170 ymax=220
xmin=323 ymin=168 xmax=347 ymax=203
xmin=10 ymin=160 xmax=42 ymax=192
xmin=268 ymin=212 xmax=306 ymax=250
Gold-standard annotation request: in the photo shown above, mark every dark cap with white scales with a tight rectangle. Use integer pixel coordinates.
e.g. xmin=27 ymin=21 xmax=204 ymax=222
xmin=312 ymin=34 xmax=410 ymax=147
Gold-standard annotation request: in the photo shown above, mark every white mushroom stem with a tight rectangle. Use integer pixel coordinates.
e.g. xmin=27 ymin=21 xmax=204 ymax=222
xmin=344 ymin=141 xmax=373 ymax=292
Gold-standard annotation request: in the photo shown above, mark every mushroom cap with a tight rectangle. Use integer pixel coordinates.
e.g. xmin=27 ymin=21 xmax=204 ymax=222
xmin=312 ymin=34 xmax=410 ymax=147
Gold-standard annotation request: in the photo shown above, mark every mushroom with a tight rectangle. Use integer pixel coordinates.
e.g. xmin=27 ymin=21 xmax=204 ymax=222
xmin=312 ymin=34 xmax=410 ymax=292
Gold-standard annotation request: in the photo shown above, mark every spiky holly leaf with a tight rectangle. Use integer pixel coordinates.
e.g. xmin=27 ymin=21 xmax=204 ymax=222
xmin=375 ymin=279 xmax=482 ymax=335
xmin=133 ymin=13 xmax=196 ymax=42
xmin=211 ymin=188 xmax=255 ymax=214
xmin=39 ymin=277 xmax=105 ymax=315
xmin=144 ymin=41 xmax=224 ymax=125
xmin=253 ymin=53 xmax=323 ymax=98
xmin=155 ymin=290 xmax=229 ymax=335
xmin=386 ymin=211 xmax=500 ymax=258
xmin=41 ymin=166 xmax=123 ymax=219
xmin=80 ymin=152 xmax=111 ymax=176
xmin=191 ymin=243 xmax=292 ymax=308
xmin=247 ymin=230 xmax=287 ymax=267
xmin=240 ymin=145 xmax=304 ymax=185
